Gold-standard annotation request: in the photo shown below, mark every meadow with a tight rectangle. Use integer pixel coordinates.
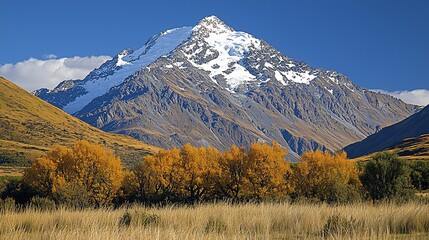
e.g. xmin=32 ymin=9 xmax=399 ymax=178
xmin=0 ymin=202 xmax=428 ymax=240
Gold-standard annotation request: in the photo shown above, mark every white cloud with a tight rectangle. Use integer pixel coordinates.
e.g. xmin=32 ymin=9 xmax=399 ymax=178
xmin=372 ymin=89 xmax=429 ymax=107
xmin=0 ymin=56 xmax=112 ymax=91
xmin=43 ymin=54 xmax=57 ymax=59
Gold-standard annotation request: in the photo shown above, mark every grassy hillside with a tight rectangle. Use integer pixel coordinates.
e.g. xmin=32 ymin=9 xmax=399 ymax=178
xmin=0 ymin=77 xmax=159 ymax=167
xmin=352 ymin=134 xmax=429 ymax=161
xmin=391 ymin=134 xmax=429 ymax=159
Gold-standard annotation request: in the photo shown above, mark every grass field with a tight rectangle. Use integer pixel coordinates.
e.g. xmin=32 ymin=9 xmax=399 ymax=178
xmin=0 ymin=202 xmax=428 ymax=239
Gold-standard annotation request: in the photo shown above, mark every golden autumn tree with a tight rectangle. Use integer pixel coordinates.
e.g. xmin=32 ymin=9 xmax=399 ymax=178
xmin=129 ymin=142 xmax=294 ymax=203
xmin=23 ymin=141 xmax=123 ymax=206
xmin=216 ymin=145 xmax=248 ymax=201
xmin=177 ymin=144 xmax=221 ymax=202
xmin=130 ymin=145 xmax=222 ymax=203
xmin=294 ymin=150 xmax=361 ymax=202
xmin=132 ymin=148 xmax=182 ymax=202
xmin=244 ymin=142 xmax=293 ymax=199
xmin=22 ymin=154 xmax=58 ymax=197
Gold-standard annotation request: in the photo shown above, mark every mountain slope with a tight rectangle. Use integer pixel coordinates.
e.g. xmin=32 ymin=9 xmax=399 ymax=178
xmin=0 ymin=77 xmax=159 ymax=166
xmin=344 ymin=104 xmax=429 ymax=158
xmin=36 ymin=16 xmax=417 ymax=159
xmin=351 ymin=134 xmax=429 ymax=161
xmin=388 ymin=134 xmax=429 ymax=160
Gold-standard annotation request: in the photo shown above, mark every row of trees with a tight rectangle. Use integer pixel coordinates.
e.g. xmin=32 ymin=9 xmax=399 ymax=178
xmin=122 ymin=142 xmax=294 ymax=203
xmin=1 ymin=140 xmax=425 ymax=207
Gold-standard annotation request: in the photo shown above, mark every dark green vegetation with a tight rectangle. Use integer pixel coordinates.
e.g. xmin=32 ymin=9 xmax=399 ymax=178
xmin=360 ymin=152 xmax=415 ymax=200
xmin=410 ymin=160 xmax=429 ymax=191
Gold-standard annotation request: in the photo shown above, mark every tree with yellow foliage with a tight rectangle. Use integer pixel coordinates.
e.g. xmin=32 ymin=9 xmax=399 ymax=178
xmin=216 ymin=145 xmax=247 ymax=201
xmin=23 ymin=141 xmax=123 ymax=206
xmin=22 ymin=154 xmax=58 ymax=197
xmin=129 ymin=142 xmax=293 ymax=203
xmin=244 ymin=142 xmax=293 ymax=199
xmin=294 ymin=150 xmax=361 ymax=203
xmin=137 ymin=148 xmax=182 ymax=202
xmin=130 ymin=145 xmax=221 ymax=203
xmin=177 ymin=144 xmax=221 ymax=202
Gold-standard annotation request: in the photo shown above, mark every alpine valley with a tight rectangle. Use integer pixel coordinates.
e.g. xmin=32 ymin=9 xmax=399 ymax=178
xmin=35 ymin=16 xmax=418 ymax=160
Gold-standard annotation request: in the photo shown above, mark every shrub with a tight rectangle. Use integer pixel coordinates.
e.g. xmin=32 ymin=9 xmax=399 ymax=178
xmin=140 ymin=212 xmax=160 ymax=228
xmin=118 ymin=210 xmax=160 ymax=228
xmin=1 ymin=179 xmax=35 ymax=204
xmin=360 ymin=152 xmax=415 ymax=201
xmin=55 ymin=182 xmax=90 ymax=209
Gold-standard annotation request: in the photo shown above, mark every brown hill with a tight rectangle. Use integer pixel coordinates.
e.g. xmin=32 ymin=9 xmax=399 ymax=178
xmin=0 ymin=77 xmax=159 ymax=167
xmin=352 ymin=134 xmax=429 ymax=161
xmin=390 ymin=134 xmax=429 ymax=159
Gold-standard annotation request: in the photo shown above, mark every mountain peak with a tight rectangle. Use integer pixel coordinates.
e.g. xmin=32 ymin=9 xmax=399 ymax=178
xmin=201 ymin=15 xmax=222 ymax=22
xmin=194 ymin=15 xmax=234 ymax=34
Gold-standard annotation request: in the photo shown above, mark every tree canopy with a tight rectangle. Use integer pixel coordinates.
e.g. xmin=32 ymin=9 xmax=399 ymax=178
xmin=23 ymin=141 xmax=123 ymax=206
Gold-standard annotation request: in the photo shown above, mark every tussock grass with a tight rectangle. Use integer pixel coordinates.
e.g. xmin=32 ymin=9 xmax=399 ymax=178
xmin=0 ymin=202 xmax=428 ymax=239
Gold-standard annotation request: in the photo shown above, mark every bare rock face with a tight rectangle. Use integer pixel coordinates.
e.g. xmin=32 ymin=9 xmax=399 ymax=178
xmin=36 ymin=16 xmax=417 ymax=160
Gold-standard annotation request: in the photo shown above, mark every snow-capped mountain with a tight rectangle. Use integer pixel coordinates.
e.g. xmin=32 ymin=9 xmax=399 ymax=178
xmin=36 ymin=16 xmax=417 ymax=160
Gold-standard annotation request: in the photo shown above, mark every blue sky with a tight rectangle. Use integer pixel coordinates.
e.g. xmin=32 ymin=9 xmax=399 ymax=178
xmin=0 ymin=0 xmax=428 ymax=101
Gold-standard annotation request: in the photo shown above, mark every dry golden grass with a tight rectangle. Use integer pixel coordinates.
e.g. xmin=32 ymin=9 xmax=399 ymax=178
xmin=0 ymin=202 xmax=428 ymax=239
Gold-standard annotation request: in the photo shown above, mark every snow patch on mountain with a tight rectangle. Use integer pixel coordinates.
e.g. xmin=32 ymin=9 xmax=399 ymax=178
xmin=265 ymin=62 xmax=274 ymax=69
xmin=62 ymin=26 xmax=192 ymax=114
xmin=116 ymin=51 xmax=130 ymax=67
xmin=184 ymin=17 xmax=262 ymax=91
xmin=275 ymin=71 xmax=287 ymax=85
xmin=282 ymin=70 xmax=316 ymax=84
